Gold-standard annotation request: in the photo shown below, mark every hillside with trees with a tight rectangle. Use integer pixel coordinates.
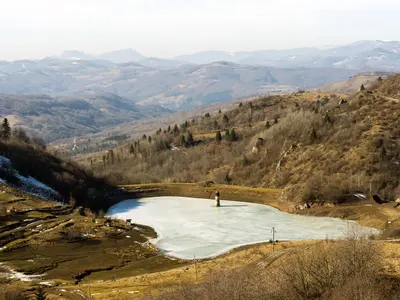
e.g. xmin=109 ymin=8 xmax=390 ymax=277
xmin=84 ymin=75 xmax=400 ymax=205
xmin=0 ymin=119 xmax=112 ymax=210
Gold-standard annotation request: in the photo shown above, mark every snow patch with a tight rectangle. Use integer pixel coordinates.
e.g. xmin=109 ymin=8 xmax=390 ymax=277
xmin=0 ymin=263 xmax=45 ymax=282
xmin=0 ymin=155 xmax=59 ymax=200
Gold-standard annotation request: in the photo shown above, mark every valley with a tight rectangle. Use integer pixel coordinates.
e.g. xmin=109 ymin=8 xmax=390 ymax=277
xmin=0 ymin=53 xmax=399 ymax=300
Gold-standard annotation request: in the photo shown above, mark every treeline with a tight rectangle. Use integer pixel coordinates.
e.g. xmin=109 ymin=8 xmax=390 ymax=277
xmin=0 ymin=118 xmax=46 ymax=150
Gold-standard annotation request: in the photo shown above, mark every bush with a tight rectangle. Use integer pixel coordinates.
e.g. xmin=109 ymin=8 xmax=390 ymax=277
xmin=148 ymin=236 xmax=398 ymax=300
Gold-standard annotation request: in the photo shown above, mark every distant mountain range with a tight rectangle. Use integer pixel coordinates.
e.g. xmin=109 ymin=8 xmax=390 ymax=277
xmin=0 ymin=58 xmax=358 ymax=111
xmin=1 ymin=40 xmax=399 ymax=142
xmin=45 ymin=40 xmax=400 ymax=70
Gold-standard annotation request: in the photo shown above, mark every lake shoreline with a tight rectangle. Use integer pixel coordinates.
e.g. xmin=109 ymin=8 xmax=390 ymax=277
xmin=110 ymin=183 xmax=399 ymax=232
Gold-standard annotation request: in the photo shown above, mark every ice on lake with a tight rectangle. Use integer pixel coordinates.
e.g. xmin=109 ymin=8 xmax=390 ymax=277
xmin=107 ymin=197 xmax=379 ymax=260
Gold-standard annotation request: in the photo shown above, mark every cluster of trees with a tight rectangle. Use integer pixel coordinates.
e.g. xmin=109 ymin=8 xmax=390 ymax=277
xmin=215 ymin=128 xmax=238 ymax=142
xmin=0 ymin=118 xmax=46 ymax=149
xmin=88 ymin=75 xmax=399 ymax=202
xmin=180 ymin=131 xmax=194 ymax=147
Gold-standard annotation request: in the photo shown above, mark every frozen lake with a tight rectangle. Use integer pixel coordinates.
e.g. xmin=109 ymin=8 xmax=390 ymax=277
xmin=107 ymin=197 xmax=379 ymax=259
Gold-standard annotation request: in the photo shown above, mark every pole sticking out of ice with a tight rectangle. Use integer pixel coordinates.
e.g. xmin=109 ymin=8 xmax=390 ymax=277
xmin=215 ymin=191 xmax=221 ymax=207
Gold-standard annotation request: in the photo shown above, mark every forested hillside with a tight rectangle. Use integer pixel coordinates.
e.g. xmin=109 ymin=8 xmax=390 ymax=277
xmin=85 ymin=75 xmax=400 ymax=204
xmin=0 ymin=120 xmax=112 ymax=210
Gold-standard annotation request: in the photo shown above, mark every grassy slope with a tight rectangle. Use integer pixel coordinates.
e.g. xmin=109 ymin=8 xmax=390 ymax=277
xmin=0 ymin=184 xmax=183 ymax=299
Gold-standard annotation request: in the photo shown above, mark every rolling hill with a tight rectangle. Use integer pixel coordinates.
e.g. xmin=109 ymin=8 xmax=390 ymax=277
xmin=0 ymin=58 xmax=358 ymax=111
xmin=83 ymin=75 xmax=400 ymax=205
xmin=0 ymin=93 xmax=171 ymax=142
xmin=311 ymin=72 xmax=392 ymax=94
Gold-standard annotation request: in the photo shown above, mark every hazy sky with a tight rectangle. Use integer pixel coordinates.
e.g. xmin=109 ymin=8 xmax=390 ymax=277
xmin=1 ymin=0 xmax=400 ymax=60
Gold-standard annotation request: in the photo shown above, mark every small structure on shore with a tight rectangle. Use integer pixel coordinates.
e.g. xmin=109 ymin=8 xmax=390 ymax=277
xmin=215 ymin=191 xmax=221 ymax=207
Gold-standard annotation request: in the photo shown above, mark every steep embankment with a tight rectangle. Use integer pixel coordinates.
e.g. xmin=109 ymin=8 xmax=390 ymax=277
xmin=0 ymin=141 xmax=113 ymax=210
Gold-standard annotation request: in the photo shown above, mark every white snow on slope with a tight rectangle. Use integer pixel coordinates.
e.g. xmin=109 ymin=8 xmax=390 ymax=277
xmin=0 ymin=263 xmax=45 ymax=282
xmin=0 ymin=155 xmax=59 ymax=200
xmin=0 ymin=155 xmax=11 ymax=166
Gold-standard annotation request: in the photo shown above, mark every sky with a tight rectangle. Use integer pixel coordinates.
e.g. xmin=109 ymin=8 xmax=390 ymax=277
xmin=1 ymin=0 xmax=400 ymax=60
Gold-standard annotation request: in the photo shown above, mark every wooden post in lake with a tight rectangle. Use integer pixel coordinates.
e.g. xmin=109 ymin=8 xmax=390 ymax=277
xmin=271 ymin=227 xmax=276 ymax=252
xmin=215 ymin=191 xmax=221 ymax=207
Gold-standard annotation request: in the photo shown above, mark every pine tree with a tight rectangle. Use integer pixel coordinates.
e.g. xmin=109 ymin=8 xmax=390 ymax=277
xmin=213 ymin=120 xmax=219 ymax=129
xmin=265 ymin=121 xmax=270 ymax=129
xmin=230 ymin=128 xmax=238 ymax=141
xmin=274 ymin=118 xmax=279 ymax=124
xmin=173 ymin=124 xmax=179 ymax=135
xmin=34 ymin=286 xmax=47 ymax=300
xmin=224 ymin=129 xmax=230 ymax=139
xmin=142 ymin=134 xmax=147 ymax=140
xmin=180 ymin=135 xmax=187 ymax=147
xmin=215 ymin=131 xmax=222 ymax=143
xmin=1 ymin=118 xmax=11 ymax=141
xmin=148 ymin=136 xmax=152 ymax=143
xmin=223 ymin=114 xmax=229 ymax=124
xmin=218 ymin=109 xmax=222 ymax=114
xmin=238 ymin=102 xmax=243 ymax=107
xmin=360 ymin=84 xmax=366 ymax=91
xmin=187 ymin=131 xmax=194 ymax=145
xmin=129 ymin=144 xmax=135 ymax=154
xmin=167 ymin=125 xmax=171 ymax=132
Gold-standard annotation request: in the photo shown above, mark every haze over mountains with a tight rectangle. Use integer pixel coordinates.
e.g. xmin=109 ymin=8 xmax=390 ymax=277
xmin=1 ymin=40 xmax=399 ymax=142
xmin=52 ymin=40 xmax=400 ymax=69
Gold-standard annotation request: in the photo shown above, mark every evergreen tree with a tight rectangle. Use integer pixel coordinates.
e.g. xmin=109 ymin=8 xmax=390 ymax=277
xmin=142 ymin=134 xmax=147 ymax=140
xmin=34 ymin=286 xmax=47 ymax=300
xmin=213 ymin=120 xmax=219 ymax=129
xmin=180 ymin=135 xmax=187 ymax=147
xmin=205 ymin=113 xmax=211 ymax=118
xmin=215 ymin=131 xmax=222 ymax=143
xmin=173 ymin=124 xmax=180 ymax=135
xmin=148 ymin=136 xmax=152 ymax=143
xmin=180 ymin=121 xmax=188 ymax=132
xmin=129 ymin=144 xmax=135 ymax=154
xmin=224 ymin=129 xmax=230 ymax=139
xmin=274 ymin=118 xmax=279 ymax=124
xmin=167 ymin=125 xmax=171 ymax=132
xmin=360 ymin=84 xmax=366 ymax=91
xmin=230 ymin=128 xmax=238 ymax=141
xmin=223 ymin=114 xmax=229 ymax=124
xmin=238 ymin=102 xmax=243 ymax=107
xmin=265 ymin=121 xmax=270 ymax=129
xmin=187 ymin=131 xmax=194 ymax=144
xmin=1 ymin=118 xmax=11 ymax=141
xmin=218 ymin=109 xmax=222 ymax=114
